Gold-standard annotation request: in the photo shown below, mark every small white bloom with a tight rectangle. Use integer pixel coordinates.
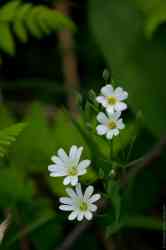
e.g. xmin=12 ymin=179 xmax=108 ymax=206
xmin=48 ymin=146 xmax=91 ymax=186
xmin=96 ymin=111 xmax=125 ymax=140
xmin=96 ymin=84 xmax=128 ymax=113
xmin=59 ymin=184 xmax=101 ymax=221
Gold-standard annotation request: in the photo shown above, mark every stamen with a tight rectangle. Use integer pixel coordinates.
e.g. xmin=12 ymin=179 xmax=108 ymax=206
xmin=107 ymin=96 xmax=117 ymax=105
xmin=68 ymin=166 xmax=77 ymax=176
xmin=79 ymin=201 xmax=88 ymax=211
xmin=108 ymin=120 xmax=117 ymax=129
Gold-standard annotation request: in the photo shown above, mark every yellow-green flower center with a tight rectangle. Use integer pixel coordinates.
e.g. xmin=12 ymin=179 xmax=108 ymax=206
xmin=68 ymin=166 xmax=77 ymax=176
xmin=107 ymin=96 xmax=117 ymax=105
xmin=108 ymin=120 xmax=117 ymax=129
xmin=79 ymin=201 xmax=88 ymax=211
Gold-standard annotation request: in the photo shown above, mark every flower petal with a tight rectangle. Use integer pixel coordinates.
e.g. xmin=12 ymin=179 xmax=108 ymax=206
xmin=77 ymin=213 xmax=84 ymax=221
xmin=106 ymin=130 xmax=114 ymax=140
xmin=78 ymin=160 xmax=91 ymax=172
xmin=115 ymin=87 xmax=128 ymax=101
xmin=69 ymin=145 xmax=78 ymax=160
xmin=59 ymin=197 xmax=73 ymax=205
xmin=84 ymin=211 xmax=93 ymax=220
xmin=113 ymin=128 xmax=120 ymax=136
xmin=57 ymin=148 xmax=69 ymax=162
xmin=75 ymin=146 xmax=83 ymax=164
xmin=63 ymin=176 xmax=71 ymax=185
xmin=70 ymin=176 xmax=78 ymax=186
xmin=106 ymin=105 xmax=115 ymax=114
xmin=68 ymin=211 xmax=78 ymax=220
xmin=88 ymin=203 xmax=97 ymax=212
xmin=101 ymin=84 xmax=113 ymax=96
xmin=66 ymin=187 xmax=77 ymax=200
xmin=48 ymin=164 xmax=56 ymax=172
xmin=111 ymin=111 xmax=121 ymax=120
xmin=84 ymin=186 xmax=94 ymax=200
xmin=115 ymin=102 xmax=127 ymax=112
xmin=49 ymin=168 xmax=66 ymax=177
xmin=75 ymin=183 xmax=83 ymax=198
xmin=96 ymin=125 xmax=108 ymax=135
xmin=59 ymin=205 xmax=73 ymax=211
xmin=117 ymin=119 xmax=125 ymax=129
xmin=97 ymin=112 xmax=108 ymax=124
xmin=96 ymin=96 xmax=106 ymax=105
xmin=51 ymin=156 xmax=64 ymax=166
xmin=89 ymin=194 xmax=101 ymax=203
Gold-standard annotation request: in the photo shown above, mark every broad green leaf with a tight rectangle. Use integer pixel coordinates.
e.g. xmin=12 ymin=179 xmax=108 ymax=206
xmin=89 ymin=0 xmax=166 ymax=136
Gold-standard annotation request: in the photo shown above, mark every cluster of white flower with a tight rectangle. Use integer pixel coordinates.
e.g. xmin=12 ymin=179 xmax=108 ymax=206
xmin=96 ymin=84 xmax=128 ymax=140
xmin=48 ymin=146 xmax=101 ymax=221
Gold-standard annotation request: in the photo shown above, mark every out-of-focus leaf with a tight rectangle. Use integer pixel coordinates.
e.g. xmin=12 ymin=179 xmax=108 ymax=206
xmin=0 ymin=123 xmax=26 ymax=158
xmin=13 ymin=4 xmax=32 ymax=43
xmin=10 ymin=102 xmax=55 ymax=172
xmin=0 ymin=1 xmax=19 ymax=22
xmin=145 ymin=1 xmax=166 ymax=38
xmin=107 ymin=180 xmax=121 ymax=222
xmin=106 ymin=215 xmax=162 ymax=236
xmin=7 ymin=212 xmax=55 ymax=247
xmin=0 ymin=23 xmax=15 ymax=55
xmin=0 ymin=168 xmax=34 ymax=208
xmin=124 ymin=215 xmax=162 ymax=230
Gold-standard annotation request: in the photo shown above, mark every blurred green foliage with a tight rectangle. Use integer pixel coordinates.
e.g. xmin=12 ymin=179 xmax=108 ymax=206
xmin=0 ymin=1 xmax=75 ymax=55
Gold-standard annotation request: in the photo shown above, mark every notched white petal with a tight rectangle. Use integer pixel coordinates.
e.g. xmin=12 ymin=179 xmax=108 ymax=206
xmin=58 ymin=148 xmax=69 ymax=162
xmin=89 ymin=194 xmax=101 ymax=203
xmin=97 ymin=112 xmax=108 ymax=124
xmin=63 ymin=176 xmax=71 ymax=185
xmin=59 ymin=205 xmax=73 ymax=211
xmin=85 ymin=211 xmax=93 ymax=220
xmin=84 ymin=186 xmax=94 ymax=200
xmin=101 ymin=84 xmax=113 ymax=96
xmin=68 ymin=211 xmax=78 ymax=220
xmin=96 ymin=125 xmax=107 ymax=135
xmin=59 ymin=197 xmax=73 ymax=205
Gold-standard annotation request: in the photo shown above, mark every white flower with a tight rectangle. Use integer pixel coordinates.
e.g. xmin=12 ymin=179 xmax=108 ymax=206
xmin=96 ymin=111 xmax=125 ymax=140
xmin=96 ymin=84 xmax=128 ymax=113
xmin=48 ymin=146 xmax=91 ymax=186
xmin=59 ymin=184 xmax=101 ymax=221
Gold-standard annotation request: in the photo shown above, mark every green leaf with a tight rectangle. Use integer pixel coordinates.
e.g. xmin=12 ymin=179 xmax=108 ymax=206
xmin=13 ymin=4 xmax=32 ymax=43
xmin=7 ymin=213 xmax=55 ymax=247
xmin=89 ymin=0 xmax=166 ymax=136
xmin=145 ymin=1 xmax=166 ymax=38
xmin=107 ymin=180 xmax=121 ymax=222
xmin=0 ymin=1 xmax=19 ymax=22
xmin=106 ymin=215 xmax=162 ymax=236
xmin=0 ymin=123 xmax=26 ymax=158
xmin=0 ymin=1 xmax=75 ymax=55
xmin=0 ymin=23 xmax=15 ymax=55
xmin=124 ymin=215 xmax=162 ymax=230
xmin=25 ymin=7 xmax=43 ymax=39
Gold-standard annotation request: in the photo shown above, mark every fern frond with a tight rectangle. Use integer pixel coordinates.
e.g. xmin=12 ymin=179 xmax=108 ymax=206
xmin=0 ymin=1 xmax=75 ymax=54
xmin=0 ymin=123 xmax=26 ymax=158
